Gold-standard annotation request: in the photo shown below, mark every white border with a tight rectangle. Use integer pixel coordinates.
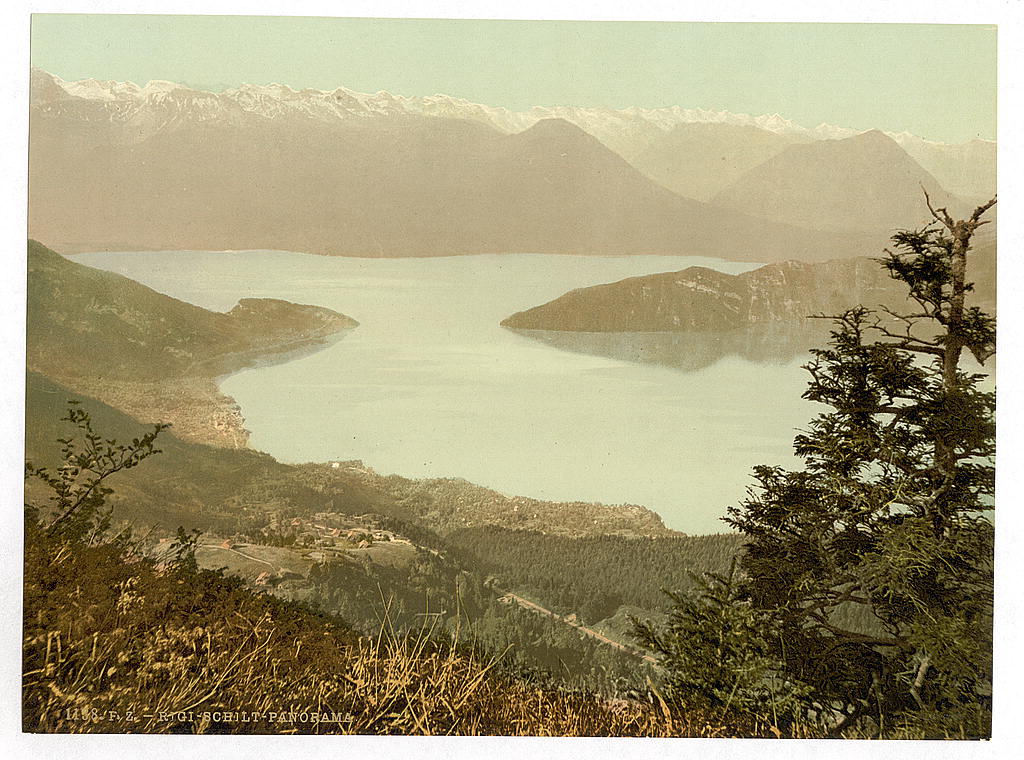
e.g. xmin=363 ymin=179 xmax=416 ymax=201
xmin=3 ymin=3 xmax=1022 ymax=759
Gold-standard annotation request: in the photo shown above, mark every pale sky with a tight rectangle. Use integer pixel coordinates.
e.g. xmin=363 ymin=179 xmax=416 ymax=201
xmin=30 ymin=15 xmax=996 ymax=144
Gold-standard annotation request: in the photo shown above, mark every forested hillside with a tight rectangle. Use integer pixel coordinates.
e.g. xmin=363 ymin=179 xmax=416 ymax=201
xmin=25 ymin=515 xmax=729 ymax=735
xmin=25 ymin=369 xmax=737 ymax=696
xmin=447 ymin=528 xmax=744 ymax=623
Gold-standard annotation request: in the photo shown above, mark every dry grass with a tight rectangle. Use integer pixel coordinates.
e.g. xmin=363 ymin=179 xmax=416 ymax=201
xmin=22 ymin=522 xmax=787 ymax=737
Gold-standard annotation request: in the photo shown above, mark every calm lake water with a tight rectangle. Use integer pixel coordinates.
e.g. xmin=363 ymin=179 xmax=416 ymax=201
xmin=75 ymin=250 xmax=820 ymax=534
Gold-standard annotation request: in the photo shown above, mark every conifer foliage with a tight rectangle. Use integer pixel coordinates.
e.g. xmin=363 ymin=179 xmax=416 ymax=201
xmin=638 ymin=196 xmax=997 ymax=738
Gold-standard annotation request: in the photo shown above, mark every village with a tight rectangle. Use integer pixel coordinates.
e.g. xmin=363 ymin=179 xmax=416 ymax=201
xmin=151 ymin=508 xmax=423 ymax=593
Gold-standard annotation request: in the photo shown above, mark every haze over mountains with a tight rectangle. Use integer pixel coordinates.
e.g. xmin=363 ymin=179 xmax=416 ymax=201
xmin=710 ymin=130 xmax=972 ymax=233
xmin=29 ymin=69 xmax=994 ymax=261
xmin=629 ymin=122 xmax=811 ymax=201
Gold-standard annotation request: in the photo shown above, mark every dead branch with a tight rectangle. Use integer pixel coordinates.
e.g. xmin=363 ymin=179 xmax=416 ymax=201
xmin=922 ymin=186 xmax=954 ymax=231
xmin=909 ymin=655 xmax=931 ymax=709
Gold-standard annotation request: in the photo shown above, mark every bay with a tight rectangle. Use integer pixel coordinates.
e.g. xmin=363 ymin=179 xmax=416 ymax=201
xmin=74 ymin=250 xmax=819 ymax=534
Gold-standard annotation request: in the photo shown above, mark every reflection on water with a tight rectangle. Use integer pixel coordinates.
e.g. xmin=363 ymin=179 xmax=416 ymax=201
xmin=508 ymin=322 xmax=833 ymax=373
xmin=71 ymin=250 xmax=823 ymax=534
xmin=207 ymin=329 xmax=357 ymax=379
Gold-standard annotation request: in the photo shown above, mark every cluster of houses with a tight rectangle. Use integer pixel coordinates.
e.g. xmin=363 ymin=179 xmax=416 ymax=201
xmin=284 ymin=512 xmax=398 ymax=548
xmin=260 ymin=512 xmax=416 ymax=566
xmin=253 ymin=568 xmax=304 ymax=587
xmin=167 ymin=510 xmax=418 ymax=591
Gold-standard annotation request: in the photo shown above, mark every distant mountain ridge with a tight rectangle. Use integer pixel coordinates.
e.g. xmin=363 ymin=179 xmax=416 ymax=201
xmin=33 ymin=68 xmax=994 ymax=197
xmin=501 ymin=246 xmax=996 ymax=333
xmin=29 ymin=69 xmax=993 ymax=260
xmin=30 ymin=68 xmax=887 ymax=262
xmin=37 ymin=68 xmax=984 ymax=148
xmin=710 ymin=130 xmax=974 ymax=233
xmin=629 ymin=122 xmax=810 ymax=201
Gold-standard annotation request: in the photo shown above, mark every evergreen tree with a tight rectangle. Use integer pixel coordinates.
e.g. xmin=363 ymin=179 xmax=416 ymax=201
xmin=638 ymin=196 xmax=996 ymax=738
xmin=633 ymin=559 xmax=809 ymax=726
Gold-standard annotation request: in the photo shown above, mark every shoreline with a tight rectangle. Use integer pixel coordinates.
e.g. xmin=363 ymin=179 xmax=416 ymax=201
xmin=64 ymin=246 xmax=774 ymax=265
xmin=41 ymin=326 xmax=357 ymax=450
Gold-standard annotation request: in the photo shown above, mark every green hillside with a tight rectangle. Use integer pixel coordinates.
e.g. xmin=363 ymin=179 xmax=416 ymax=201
xmin=27 ymin=239 xmax=357 ymax=381
xmin=25 ymin=513 xmax=728 ymax=735
xmin=26 ymin=372 xmax=733 ymax=687
xmin=26 ymin=240 xmax=357 ymax=444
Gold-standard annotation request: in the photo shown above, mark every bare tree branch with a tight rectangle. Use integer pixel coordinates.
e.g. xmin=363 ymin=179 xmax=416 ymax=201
xmin=909 ymin=655 xmax=931 ymax=709
xmin=970 ymin=196 xmax=997 ymax=224
xmin=922 ymin=186 xmax=955 ymax=231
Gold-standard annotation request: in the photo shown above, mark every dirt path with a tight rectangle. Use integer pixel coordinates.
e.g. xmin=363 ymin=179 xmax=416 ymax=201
xmin=496 ymin=589 xmax=657 ymax=664
xmin=201 ymin=543 xmax=282 ymax=573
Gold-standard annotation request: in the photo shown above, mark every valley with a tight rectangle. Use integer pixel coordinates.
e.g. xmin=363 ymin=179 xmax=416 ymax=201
xmin=25 ymin=223 xmax=995 ymax=698
xmin=72 ymin=248 xmax=812 ymax=535
xmin=26 ymin=368 xmax=722 ymax=693
xmin=23 ymin=239 xmax=759 ymax=694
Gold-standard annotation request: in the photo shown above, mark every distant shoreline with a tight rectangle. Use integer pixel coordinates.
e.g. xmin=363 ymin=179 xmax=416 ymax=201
xmin=66 ymin=246 xmax=773 ymax=263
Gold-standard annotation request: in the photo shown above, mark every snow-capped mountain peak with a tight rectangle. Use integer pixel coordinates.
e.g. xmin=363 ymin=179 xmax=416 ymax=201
xmin=34 ymin=68 xmax=981 ymax=152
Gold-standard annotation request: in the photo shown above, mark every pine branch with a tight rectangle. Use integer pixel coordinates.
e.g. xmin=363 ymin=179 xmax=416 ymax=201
xmin=804 ymin=610 xmax=909 ymax=650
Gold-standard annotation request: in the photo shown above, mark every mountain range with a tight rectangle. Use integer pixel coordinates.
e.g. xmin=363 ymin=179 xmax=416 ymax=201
xmin=629 ymin=122 xmax=811 ymax=201
xmin=36 ymin=68 xmax=993 ymax=181
xmin=29 ymin=69 xmax=993 ymax=262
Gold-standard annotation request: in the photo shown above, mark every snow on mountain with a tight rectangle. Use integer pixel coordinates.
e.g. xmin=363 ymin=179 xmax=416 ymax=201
xmin=54 ymin=75 xmax=143 ymax=101
xmin=806 ymin=123 xmax=861 ymax=141
xmin=32 ymin=69 xmax=994 ymax=197
xmin=35 ymin=68 xmax=939 ymax=146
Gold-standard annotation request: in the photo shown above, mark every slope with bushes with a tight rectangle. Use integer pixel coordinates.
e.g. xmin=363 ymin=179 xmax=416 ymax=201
xmin=25 ymin=517 xmax=726 ymax=736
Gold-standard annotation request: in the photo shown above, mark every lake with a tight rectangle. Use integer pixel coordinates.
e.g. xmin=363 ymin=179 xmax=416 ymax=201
xmin=74 ymin=250 xmax=820 ymax=534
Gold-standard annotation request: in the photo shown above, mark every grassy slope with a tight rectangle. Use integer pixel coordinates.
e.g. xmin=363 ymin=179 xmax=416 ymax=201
xmin=27 ymin=239 xmax=356 ymax=381
xmin=23 ymin=238 xmax=785 ymax=732
xmin=26 ymin=239 xmax=357 ymax=445
xmin=27 ymin=520 xmax=752 ymax=736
